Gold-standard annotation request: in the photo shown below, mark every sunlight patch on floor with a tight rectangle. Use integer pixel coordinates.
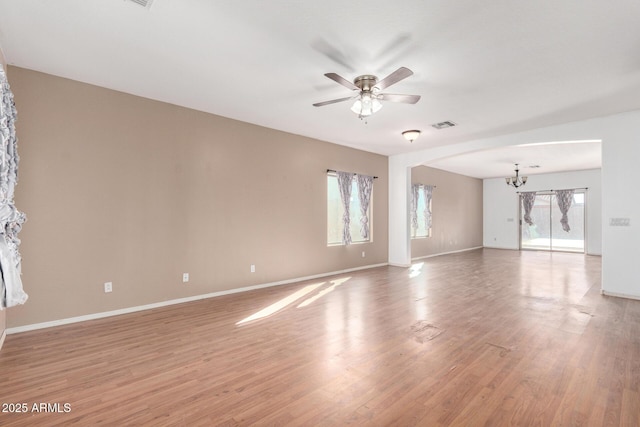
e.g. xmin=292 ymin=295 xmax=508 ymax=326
xmin=297 ymin=277 xmax=351 ymax=308
xmin=236 ymin=282 xmax=324 ymax=325
xmin=409 ymin=262 xmax=424 ymax=278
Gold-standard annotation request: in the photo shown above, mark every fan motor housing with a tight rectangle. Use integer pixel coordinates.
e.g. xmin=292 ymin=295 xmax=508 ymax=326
xmin=354 ymin=75 xmax=378 ymax=91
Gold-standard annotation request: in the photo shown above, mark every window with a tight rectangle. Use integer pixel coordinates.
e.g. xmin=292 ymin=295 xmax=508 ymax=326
xmin=327 ymin=174 xmax=372 ymax=245
xmin=412 ymin=186 xmax=432 ymax=239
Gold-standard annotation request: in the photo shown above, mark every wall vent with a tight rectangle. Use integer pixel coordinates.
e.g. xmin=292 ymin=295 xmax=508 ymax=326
xmin=431 ymin=121 xmax=457 ymax=130
xmin=127 ymin=0 xmax=154 ymax=9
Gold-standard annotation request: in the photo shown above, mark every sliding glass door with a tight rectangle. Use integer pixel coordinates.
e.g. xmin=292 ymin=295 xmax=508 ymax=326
xmin=520 ymin=191 xmax=585 ymax=253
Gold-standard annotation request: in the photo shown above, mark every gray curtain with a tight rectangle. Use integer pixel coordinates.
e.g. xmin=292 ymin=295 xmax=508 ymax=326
xmin=356 ymin=174 xmax=374 ymax=239
xmin=336 ymin=171 xmax=353 ymax=245
xmin=410 ymin=184 xmax=420 ymax=234
xmin=555 ymin=189 xmax=575 ymax=232
xmin=0 ymin=68 xmax=27 ymax=309
xmin=521 ymin=192 xmax=537 ymax=225
xmin=423 ymin=185 xmax=433 ymax=232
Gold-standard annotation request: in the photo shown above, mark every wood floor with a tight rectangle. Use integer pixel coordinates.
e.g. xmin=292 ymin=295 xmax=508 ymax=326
xmin=1 ymin=248 xmax=639 ymax=426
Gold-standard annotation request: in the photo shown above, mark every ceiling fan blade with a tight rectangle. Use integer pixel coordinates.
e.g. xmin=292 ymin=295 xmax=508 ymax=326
xmin=378 ymin=93 xmax=421 ymax=104
xmin=313 ymin=96 xmax=356 ymax=107
xmin=312 ymin=39 xmax=355 ymax=72
xmin=375 ymin=67 xmax=413 ymax=90
xmin=324 ymin=73 xmax=359 ymax=90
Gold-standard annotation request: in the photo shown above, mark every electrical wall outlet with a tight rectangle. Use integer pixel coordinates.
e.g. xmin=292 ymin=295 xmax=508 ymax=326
xmin=182 ymin=273 xmax=189 ymax=283
xmin=250 ymin=264 xmax=256 ymax=273
xmin=362 ymin=251 xmax=366 ymax=258
xmin=104 ymin=282 xmax=112 ymax=293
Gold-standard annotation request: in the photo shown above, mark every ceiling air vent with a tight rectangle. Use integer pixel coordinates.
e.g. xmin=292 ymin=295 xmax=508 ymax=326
xmin=431 ymin=120 xmax=457 ymax=130
xmin=127 ymin=0 xmax=154 ymax=9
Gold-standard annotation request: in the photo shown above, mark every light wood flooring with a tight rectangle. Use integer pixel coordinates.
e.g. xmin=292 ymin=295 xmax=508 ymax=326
xmin=1 ymin=248 xmax=639 ymax=426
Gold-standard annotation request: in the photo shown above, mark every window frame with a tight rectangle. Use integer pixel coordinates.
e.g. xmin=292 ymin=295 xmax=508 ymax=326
xmin=326 ymin=173 xmax=373 ymax=246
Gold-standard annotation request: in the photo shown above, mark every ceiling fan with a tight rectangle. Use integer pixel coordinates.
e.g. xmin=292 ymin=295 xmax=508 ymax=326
xmin=313 ymin=67 xmax=420 ymax=118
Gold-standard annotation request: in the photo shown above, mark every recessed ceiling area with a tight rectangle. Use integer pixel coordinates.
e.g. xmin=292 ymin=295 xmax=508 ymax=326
xmin=0 ymin=0 xmax=638 ymax=174
xmin=424 ymin=140 xmax=602 ymax=179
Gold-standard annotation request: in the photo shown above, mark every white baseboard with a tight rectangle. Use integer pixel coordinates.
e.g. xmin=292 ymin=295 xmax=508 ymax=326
xmin=388 ymin=262 xmax=411 ymax=268
xmin=411 ymin=246 xmax=484 ymax=261
xmin=601 ymin=290 xmax=640 ymax=301
xmin=481 ymin=245 xmax=519 ymax=251
xmin=0 ymin=329 xmax=6 ymax=350
xmin=6 ymin=262 xmax=388 ymax=335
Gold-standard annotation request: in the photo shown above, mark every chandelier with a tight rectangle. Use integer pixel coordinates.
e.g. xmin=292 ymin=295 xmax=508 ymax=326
xmin=505 ymin=164 xmax=527 ymax=188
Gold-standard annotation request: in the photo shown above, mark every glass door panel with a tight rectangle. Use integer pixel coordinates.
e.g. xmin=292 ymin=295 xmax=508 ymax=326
xmin=550 ymin=193 xmax=585 ymax=252
xmin=521 ymin=194 xmax=551 ymax=251
xmin=520 ymin=191 xmax=585 ymax=253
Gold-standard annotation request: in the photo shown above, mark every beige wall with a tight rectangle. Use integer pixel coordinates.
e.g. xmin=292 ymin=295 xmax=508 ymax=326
xmin=8 ymin=67 xmax=388 ymax=328
xmin=0 ymin=47 xmax=6 ymax=338
xmin=411 ymin=165 xmax=483 ymax=258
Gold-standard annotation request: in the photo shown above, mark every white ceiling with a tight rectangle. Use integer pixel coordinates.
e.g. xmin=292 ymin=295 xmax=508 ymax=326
xmin=1 ymin=0 xmax=638 ymax=177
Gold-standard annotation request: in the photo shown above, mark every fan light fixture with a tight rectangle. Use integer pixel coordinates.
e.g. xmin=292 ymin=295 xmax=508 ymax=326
xmin=505 ymin=164 xmax=528 ymax=188
xmin=350 ymin=92 xmax=383 ymax=117
xmin=402 ymin=130 xmax=421 ymax=143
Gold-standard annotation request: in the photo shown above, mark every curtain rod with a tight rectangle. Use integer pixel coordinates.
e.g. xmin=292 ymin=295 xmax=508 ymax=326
xmin=517 ymin=187 xmax=588 ymax=193
xmin=326 ymin=169 xmax=378 ymax=179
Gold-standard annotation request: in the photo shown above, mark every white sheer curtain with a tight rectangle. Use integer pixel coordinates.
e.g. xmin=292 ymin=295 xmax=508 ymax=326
xmin=423 ymin=185 xmax=433 ymax=232
xmin=411 ymin=184 xmax=434 ymax=237
xmin=356 ymin=174 xmax=374 ymax=240
xmin=521 ymin=191 xmax=537 ymax=226
xmin=410 ymin=184 xmax=420 ymax=235
xmin=336 ymin=171 xmax=353 ymax=245
xmin=0 ymin=68 xmax=27 ymax=309
xmin=555 ymin=189 xmax=575 ymax=232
